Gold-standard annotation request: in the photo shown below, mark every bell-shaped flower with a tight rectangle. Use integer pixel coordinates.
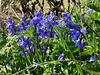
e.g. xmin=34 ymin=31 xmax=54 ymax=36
xmin=88 ymin=55 xmax=98 ymax=62
xmin=80 ymin=28 xmax=88 ymax=35
xmin=72 ymin=32 xmax=80 ymax=41
xmin=58 ymin=54 xmax=64 ymax=60
xmin=20 ymin=51 xmax=24 ymax=57
xmin=75 ymin=40 xmax=81 ymax=47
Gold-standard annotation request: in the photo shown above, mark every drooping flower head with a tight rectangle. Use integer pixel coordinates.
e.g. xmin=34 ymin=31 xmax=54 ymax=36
xmin=56 ymin=54 xmax=64 ymax=60
xmin=88 ymin=55 xmax=98 ymax=62
xmin=86 ymin=8 xmax=94 ymax=14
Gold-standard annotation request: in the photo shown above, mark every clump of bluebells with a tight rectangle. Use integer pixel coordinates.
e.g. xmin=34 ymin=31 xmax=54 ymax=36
xmin=6 ymin=9 xmax=96 ymax=74
xmin=6 ymin=9 xmax=88 ymax=60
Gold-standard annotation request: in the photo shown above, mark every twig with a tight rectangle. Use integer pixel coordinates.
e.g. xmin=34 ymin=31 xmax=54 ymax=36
xmin=11 ymin=7 xmax=21 ymax=20
xmin=29 ymin=12 xmax=34 ymax=18
xmin=13 ymin=59 xmax=83 ymax=75
xmin=78 ymin=0 xmax=100 ymax=38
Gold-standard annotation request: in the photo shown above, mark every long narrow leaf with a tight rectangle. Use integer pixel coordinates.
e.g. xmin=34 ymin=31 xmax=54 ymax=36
xmin=48 ymin=20 xmax=83 ymax=75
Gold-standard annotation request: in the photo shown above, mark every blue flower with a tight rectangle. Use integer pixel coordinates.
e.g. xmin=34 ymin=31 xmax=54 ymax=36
xmin=80 ymin=28 xmax=88 ymax=35
xmin=81 ymin=42 xmax=87 ymax=49
xmin=75 ymin=40 xmax=81 ymax=47
xmin=25 ymin=46 xmax=29 ymax=52
xmin=44 ymin=12 xmax=58 ymax=29
xmin=8 ymin=58 xmax=10 ymax=60
xmin=44 ymin=19 xmax=51 ymax=29
xmin=69 ymin=23 xmax=79 ymax=29
xmin=61 ymin=12 xmax=68 ymax=17
xmin=7 ymin=63 xmax=11 ymax=67
xmin=67 ymin=14 xmax=71 ymax=19
xmin=58 ymin=54 xmax=64 ymax=60
xmin=59 ymin=18 xmax=64 ymax=23
xmin=75 ymin=41 xmax=87 ymax=49
xmin=8 ymin=43 xmax=12 ymax=47
xmin=20 ymin=51 xmax=24 ymax=57
xmin=7 ymin=19 xmax=16 ymax=36
xmin=25 ymin=52 xmax=28 ymax=55
xmin=38 ymin=35 xmax=42 ymax=39
xmin=7 ymin=18 xmax=12 ymax=23
xmin=86 ymin=8 xmax=94 ymax=14
xmin=22 ymin=13 xmax=27 ymax=22
xmin=88 ymin=55 xmax=98 ymax=62
xmin=72 ymin=32 xmax=80 ymax=41
xmin=8 ymin=33 xmax=15 ymax=36
xmin=83 ymin=70 xmax=88 ymax=75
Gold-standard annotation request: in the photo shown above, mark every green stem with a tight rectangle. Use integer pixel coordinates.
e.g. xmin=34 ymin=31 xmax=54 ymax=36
xmin=32 ymin=39 xmax=47 ymax=74
xmin=93 ymin=22 xmax=96 ymax=62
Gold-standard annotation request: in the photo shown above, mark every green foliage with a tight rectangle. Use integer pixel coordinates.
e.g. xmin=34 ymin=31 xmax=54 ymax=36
xmin=1 ymin=1 xmax=100 ymax=74
xmin=86 ymin=0 xmax=100 ymax=12
xmin=82 ymin=63 xmax=100 ymax=75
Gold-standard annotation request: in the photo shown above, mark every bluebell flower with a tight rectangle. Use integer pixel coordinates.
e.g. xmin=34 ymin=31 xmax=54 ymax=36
xmin=20 ymin=51 xmax=24 ymax=57
xmin=38 ymin=29 xmax=44 ymax=35
xmin=38 ymin=35 xmax=42 ymax=39
xmin=50 ymin=11 xmax=55 ymax=17
xmin=44 ymin=46 xmax=48 ymax=50
xmin=7 ymin=24 xmax=12 ymax=28
xmin=80 ymin=28 xmax=88 ymax=35
xmin=41 ymin=46 xmax=48 ymax=50
xmin=71 ymin=30 xmax=76 ymax=36
xmin=8 ymin=43 xmax=12 ymax=47
xmin=72 ymin=32 xmax=80 ymax=41
xmin=75 ymin=40 xmax=81 ymax=47
xmin=58 ymin=18 xmax=64 ymax=23
xmin=25 ymin=46 xmax=29 ymax=52
xmin=7 ymin=63 xmax=11 ymax=67
xmin=7 ymin=18 xmax=12 ymax=23
xmin=86 ymin=8 xmax=94 ymax=14
xmin=61 ymin=12 xmax=68 ymax=17
xmin=83 ymin=70 xmax=88 ymax=75
xmin=67 ymin=14 xmax=71 ymax=19
xmin=25 ymin=52 xmax=28 ymax=55
xmin=19 ymin=41 xmax=27 ymax=48
xmin=88 ymin=55 xmax=98 ymax=62
xmin=8 ymin=33 xmax=16 ymax=36
xmin=7 ymin=18 xmax=16 ymax=36
xmin=44 ymin=35 xmax=49 ymax=39
xmin=22 ymin=13 xmax=27 ymax=22
xmin=8 ymin=29 xmax=14 ymax=33
xmin=75 ymin=41 xmax=87 ymax=49
xmin=8 ymin=58 xmax=10 ymax=60
xmin=44 ymin=19 xmax=51 ymax=29
xmin=58 ymin=54 xmax=64 ymax=60
xmin=69 ymin=23 xmax=79 ymax=29
xmin=59 ymin=25 xmax=65 ymax=28
xmin=81 ymin=42 xmax=87 ymax=49
xmin=44 ymin=12 xmax=58 ymax=29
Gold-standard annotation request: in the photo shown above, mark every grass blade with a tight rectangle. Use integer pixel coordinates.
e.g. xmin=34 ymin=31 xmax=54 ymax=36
xmin=48 ymin=20 xmax=83 ymax=75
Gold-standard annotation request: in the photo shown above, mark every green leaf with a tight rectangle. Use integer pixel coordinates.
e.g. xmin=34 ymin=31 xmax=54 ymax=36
xmin=86 ymin=0 xmax=100 ymax=12
xmin=48 ymin=20 xmax=84 ymax=75
xmin=0 ymin=36 xmax=4 ymax=40
xmin=12 ymin=16 xmax=21 ymax=21
xmin=0 ymin=40 xmax=7 ymax=48
xmin=95 ymin=20 xmax=100 ymax=25
xmin=49 ymin=61 xmax=61 ymax=65
xmin=80 ymin=50 xmax=90 ymax=56
xmin=82 ymin=63 xmax=100 ymax=75
xmin=19 ymin=32 xmax=32 ymax=37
